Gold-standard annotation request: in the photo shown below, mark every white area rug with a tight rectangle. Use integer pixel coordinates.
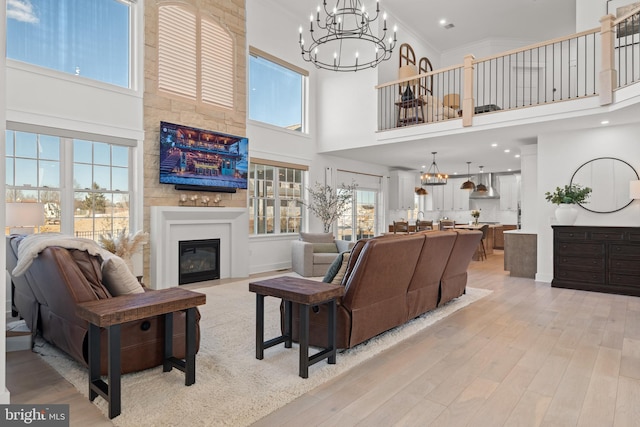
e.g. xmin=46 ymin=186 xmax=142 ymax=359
xmin=34 ymin=275 xmax=492 ymax=426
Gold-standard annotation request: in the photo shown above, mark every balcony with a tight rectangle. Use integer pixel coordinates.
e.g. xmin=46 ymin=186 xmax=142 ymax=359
xmin=377 ymin=8 xmax=640 ymax=134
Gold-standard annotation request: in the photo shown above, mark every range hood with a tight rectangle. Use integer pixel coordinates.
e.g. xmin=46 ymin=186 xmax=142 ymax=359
xmin=469 ymin=172 xmax=500 ymax=199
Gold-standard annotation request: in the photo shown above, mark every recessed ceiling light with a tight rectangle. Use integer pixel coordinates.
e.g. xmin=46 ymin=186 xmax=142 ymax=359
xmin=507 ymin=168 xmax=512 ymax=172
xmin=491 ymin=143 xmax=498 ymax=147
xmin=601 ymin=120 xmax=610 ymax=125
xmin=515 ymin=154 xmax=521 ymax=158
xmin=504 ymin=149 xmax=510 ymax=153
xmin=439 ymin=19 xmax=446 ymax=25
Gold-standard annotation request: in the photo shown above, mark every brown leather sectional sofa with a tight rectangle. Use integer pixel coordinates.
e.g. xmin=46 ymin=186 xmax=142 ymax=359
xmin=287 ymin=230 xmax=482 ymax=349
xmin=6 ymin=235 xmax=200 ymax=374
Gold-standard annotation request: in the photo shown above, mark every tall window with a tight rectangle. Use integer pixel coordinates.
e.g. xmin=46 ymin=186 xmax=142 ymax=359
xmin=5 ymin=131 xmax=61 ymax=233
xmin=249 ymin=162 xmax=305 ymax=235
xmin=249 ymin=47 xmax=307 ymax=132
xmin=5 ymin=130 xmax=131 ymax=239
xmin=6 ymin=0 xmax=131 ymax=88
xmin=73 ymin=140 xmax=130 ymax=239
xmin=158 ymin=4 xmax=234 ymax=108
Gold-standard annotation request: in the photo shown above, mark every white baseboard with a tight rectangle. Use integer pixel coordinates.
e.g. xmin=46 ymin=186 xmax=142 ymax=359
xmin=250 ymin=261 xmax=291 ymax=275
xmin=6 ymin=320 xmax=31 ymax=352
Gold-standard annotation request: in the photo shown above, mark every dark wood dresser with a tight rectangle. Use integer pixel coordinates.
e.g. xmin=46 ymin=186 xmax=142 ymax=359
xmin=552 ymin=226 xmax=640 ymax=297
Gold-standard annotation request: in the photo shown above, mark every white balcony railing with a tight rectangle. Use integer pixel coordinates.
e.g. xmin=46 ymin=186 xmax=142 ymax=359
xmin=377 ymin=7 xmax=640 ymax=131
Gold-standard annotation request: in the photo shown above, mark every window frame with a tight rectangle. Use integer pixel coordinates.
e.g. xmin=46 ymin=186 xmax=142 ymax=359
xmin=249 ymin=159 xmax=307 ymax=236
xmin=4 ymin=127 xmax=133 ymax=239
xmin=248 ymin=47 xmax=309 ymax=133
xmin=5 ymin=0 xmax=136 ymax=90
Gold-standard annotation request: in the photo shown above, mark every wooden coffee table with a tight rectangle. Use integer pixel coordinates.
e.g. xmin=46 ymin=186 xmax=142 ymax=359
xmin=249 ymin=276 xmax=345 ymax=378
xmin=76 ymin=287 xmax=206 ymax=418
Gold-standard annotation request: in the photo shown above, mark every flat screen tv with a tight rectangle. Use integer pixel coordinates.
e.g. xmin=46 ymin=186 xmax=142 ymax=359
xmin=159 ymin=121 xmax=248 ymax=192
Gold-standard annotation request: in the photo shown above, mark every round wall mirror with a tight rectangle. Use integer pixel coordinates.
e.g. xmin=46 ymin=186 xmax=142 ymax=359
xmin=570 ymin=157 xmax=639 ymax=213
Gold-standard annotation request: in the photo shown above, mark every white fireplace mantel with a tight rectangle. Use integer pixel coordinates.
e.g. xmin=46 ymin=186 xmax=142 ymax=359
xmin=150 ymin=206 xmax=249 ymax=289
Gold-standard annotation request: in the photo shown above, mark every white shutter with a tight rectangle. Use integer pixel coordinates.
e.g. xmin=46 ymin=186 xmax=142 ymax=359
xmin=201 ymin=19 xmax=234 ymax=108
xmin=158 ymin=6 xmax=197 ymax=100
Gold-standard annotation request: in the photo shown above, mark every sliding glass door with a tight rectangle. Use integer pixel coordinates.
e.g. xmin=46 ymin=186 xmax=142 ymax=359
xmin=337 ymin=189 xmax=378 ymax=241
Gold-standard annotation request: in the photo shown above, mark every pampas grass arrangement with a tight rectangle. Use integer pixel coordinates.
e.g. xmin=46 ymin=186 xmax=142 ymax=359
xmin=98 ymin=228 xmax=149 ymax=259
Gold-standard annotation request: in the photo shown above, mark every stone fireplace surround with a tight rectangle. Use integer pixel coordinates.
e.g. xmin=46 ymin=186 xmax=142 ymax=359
xmin=150 ymin=206 xmax=249 ymax=289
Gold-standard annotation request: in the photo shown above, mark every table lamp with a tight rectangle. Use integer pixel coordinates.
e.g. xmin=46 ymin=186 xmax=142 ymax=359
xmin=398 ymin=64 xmax=417 ymax=101
xmin=6 ymin=202 xmax=45 ymax=234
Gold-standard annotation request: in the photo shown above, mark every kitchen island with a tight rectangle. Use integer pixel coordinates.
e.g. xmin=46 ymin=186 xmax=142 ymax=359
xmin=455 ymin=223 xmax=501 ymax=260
xmin=504 ymin=229 xmax=537 ymax=278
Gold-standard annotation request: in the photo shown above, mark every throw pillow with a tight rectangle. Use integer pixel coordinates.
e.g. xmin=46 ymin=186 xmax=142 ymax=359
xmin=331 ymin=252 xmax=350 ymax=285
xmin=323 ymin=251 xmax=350 ymax=284
xmin=299 ymin=232 xmax=335 ymax=244
xmin=313 ymin=242 xmax=338 ymax=253
xmin=101 ymin=256 xmax=145 ymax=296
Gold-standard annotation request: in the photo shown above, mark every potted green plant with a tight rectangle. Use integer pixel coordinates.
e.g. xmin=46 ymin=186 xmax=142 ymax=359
xmin=544 ymin=184 xmax=592 ymax=224
xmin=303 ymin=182 xmax=358 ymax=233
xmin=470 ymin=209 xmax=481 ymax=225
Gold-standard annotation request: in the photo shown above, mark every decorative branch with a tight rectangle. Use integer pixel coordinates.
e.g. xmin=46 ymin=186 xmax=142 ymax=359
xmin=302 ymin=182 xmax=358 ymax=233
xmin=99 ymin=228 xmax=149 ymax=260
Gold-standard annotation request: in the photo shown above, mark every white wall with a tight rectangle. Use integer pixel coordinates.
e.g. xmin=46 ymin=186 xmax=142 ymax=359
xmin=1 ymin=0 xmax=9 ymax=405
xmin=536 ymin=122 xmax=640 ymax=282
xmin=441 ymin=39 xmax=539 ymax=68
xmin=6 ymin=63 xmax=143 ymax=141
xmin=520 ymin=144 xmax=538 ymax=231
xmin=576 ymin=0 xmax=609 ymax=32
xmin=377 ymin=8 xmax=442 ymax=84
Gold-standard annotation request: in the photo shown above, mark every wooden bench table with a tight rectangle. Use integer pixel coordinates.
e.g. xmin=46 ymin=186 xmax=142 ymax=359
xmin=76 ymin=287 xmax=206 ymax=419
xmin=249 ymin=276 xmax=344 ymax=378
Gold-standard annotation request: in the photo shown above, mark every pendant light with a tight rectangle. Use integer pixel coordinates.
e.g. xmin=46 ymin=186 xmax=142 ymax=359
xmin=476 ymin=166 xmax=488 ymax=192
xmin=460 ymin=161 xmax=476 ymax=191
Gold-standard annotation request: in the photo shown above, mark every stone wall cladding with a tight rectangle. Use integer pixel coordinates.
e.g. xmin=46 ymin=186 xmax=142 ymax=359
xmin=143 ymin=0 xmax=247 ymax=282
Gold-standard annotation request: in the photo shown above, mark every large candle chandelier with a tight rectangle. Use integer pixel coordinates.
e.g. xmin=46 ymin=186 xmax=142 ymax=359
xmin=421 ymin=152 xmax=448 ymax=186
xmin=298 ymin=0 xmax=397 ymax=72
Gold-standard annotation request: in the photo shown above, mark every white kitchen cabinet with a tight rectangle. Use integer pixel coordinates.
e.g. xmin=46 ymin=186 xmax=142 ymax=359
xmin=428 ymin=185 xmax=445 ymax=211
xmin=451 ymin=178 xmax=470 ymax=210
xmin=443 ymin=180 xmax=454 ymax=210
xmin=424 ymin=179 xmax=470 ymax=211
xmin=498 ymin=174 xmax=521 ymax=211
xmin=389 ymin=171 xmax=417 ymax=210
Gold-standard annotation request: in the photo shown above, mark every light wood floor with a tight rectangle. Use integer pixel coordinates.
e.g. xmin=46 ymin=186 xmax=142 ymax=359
xmin=8 ymin=253 xmax=640 ymax=426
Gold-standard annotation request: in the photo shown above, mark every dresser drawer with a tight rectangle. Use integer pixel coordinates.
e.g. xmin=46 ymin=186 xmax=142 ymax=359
xmin=609 ymin=273 xmax=640 ymax=287
xmin=556 ymin=230 xmax=588 ymax=240
xmin=557 ymin=255 xmax=603 ymax=271
xmin=591 ymin=231 xmax=625 ymax=241
xmin=556 ymin=242 xmax=604 ymax=257
xmin=610 ymin=244 xmax=640 ymax=258
xmin=610 ymin=258 xmax=640 ymax=272
xmin=555 ymin=268 xmax=604 ymax=284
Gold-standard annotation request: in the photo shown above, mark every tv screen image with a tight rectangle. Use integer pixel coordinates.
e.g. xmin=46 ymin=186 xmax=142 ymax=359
xmin=159 ymin=121 xmax=248 ymax=190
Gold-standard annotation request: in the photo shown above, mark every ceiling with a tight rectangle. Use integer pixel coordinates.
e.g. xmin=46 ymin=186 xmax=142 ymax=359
xmin=274 ymin=1 xmax=636 ymax=175
xmin=384 ymin=0 xmax=578 ymax=53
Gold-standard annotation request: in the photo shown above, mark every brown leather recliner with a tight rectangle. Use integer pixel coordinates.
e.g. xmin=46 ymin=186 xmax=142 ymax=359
xmin=6 ymin=235 xmax=201 ymax=374
xmin=285 ymin=230 xmax=481 ymax=349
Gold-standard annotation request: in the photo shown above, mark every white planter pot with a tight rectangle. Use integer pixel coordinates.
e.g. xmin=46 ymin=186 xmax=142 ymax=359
xmin=555 ymin=203 xmax=579 ymax=225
